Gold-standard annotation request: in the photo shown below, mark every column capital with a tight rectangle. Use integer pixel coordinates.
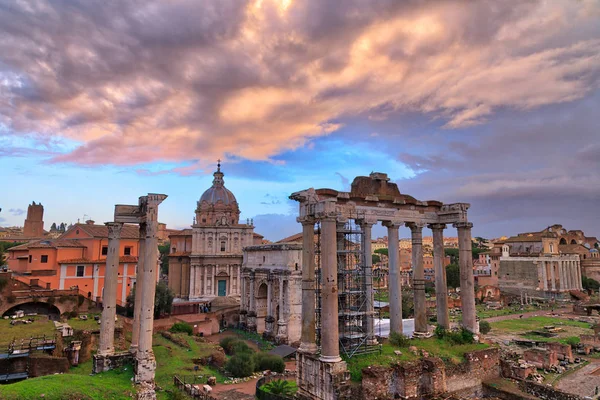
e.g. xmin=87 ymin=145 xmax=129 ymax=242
xmin=356 ymin=218 xmax=377 ymax=228
xmin=315 ymin=212 xmax=338 ymax=221
xmin=406 ymin=222 xmax=425 ymax=232
xmin=105 ymin=222 xmax=124 ymax=239
xmin=382 ymin=220 xmax=403 ymax=229
xmin=428 ymin=223 xmax=447 ymax=231
xmin=453 ymin=221 xmax=473 ymax=230
xmin=298 ymin=216 xmax=316 ymax=226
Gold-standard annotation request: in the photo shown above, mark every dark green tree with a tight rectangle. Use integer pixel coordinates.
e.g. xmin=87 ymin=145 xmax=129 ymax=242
xmin=374 ymin=248 xmax=388 ymax=256
xmin=446 ymin=263 xmax=460 ymax=289
xmin=372 ymin=254 xmax=381 ymax=264
xmin=158 ymin=242 xmax=170 ymax=276
xmin=125 ymin=281 xmax=174 ymax=318
xmin=582 ymin=276 xmax=600 ymax=291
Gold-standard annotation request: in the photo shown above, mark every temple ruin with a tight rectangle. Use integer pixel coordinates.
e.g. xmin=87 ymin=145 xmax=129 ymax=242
xmin=290 ymin=172 xmax=477 ymax=400
xmin=93 ymin=193 xmax=167 ymax=400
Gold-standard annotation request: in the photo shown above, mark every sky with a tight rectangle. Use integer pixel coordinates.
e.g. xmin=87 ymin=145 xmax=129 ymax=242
xmin=1 ymin=0 xmax=599 ymax=242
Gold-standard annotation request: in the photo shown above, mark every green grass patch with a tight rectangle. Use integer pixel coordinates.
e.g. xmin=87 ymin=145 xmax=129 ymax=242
xmin=476 ymin=304 xmax=538 ymax=319
xmin=230 ymin=328 xmax=274 ymax=351
xmin=490 ymin=316 xmax=591 ymax=333
xmin=0 ymin=362 xmax=134 ymax=400
xmin=344 ymin=338 xmax=490 ymax=382
xmin=0 ymin=316 xmax=56 ymax=346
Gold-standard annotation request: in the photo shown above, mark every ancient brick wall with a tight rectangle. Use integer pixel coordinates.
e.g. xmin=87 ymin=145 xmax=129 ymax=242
xmin=445 ymin=348 xmax=500 ymax=393
xmin=519 ymin=380 xmax=585 ymax=400
xmin=29 ymin=355 xmax=70 ymax=377
xmin=580 ymin=334 xmax=600 ymax=347
xmin=500 ymin=359 xmax=536 ymax=380
xmin=523 ymin=348 xmax=558 ymax=369
xmin=543 ymin=342 xmax=573 ymax=362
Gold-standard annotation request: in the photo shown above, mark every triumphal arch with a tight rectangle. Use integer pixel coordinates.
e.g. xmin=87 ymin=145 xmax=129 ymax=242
xmin=290 ymin=172 xmax=477 ymax=400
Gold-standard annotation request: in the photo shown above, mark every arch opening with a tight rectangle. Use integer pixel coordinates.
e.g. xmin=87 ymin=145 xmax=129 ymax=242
xmin=2 ymin=301 xmax=61 ymax=321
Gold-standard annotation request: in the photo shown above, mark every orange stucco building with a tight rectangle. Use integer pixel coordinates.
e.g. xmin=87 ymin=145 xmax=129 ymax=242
xmin=7 ymin=221 xmax=155 ymax=306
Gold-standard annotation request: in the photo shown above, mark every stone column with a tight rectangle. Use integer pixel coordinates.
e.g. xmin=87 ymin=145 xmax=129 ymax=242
xmin=454 ymin=222 xmax=478 ymax=335
xmin=276 ymin=276 xmax=288 ymax=343
xmin=383 ymin=221 xmax=403 ymax=335
xmin=265 ymin=277 xmax=274 ymax=337
xmin=566 ymin=261 xmax=572 ymax=290
xmin=130 ymin=223 xmax=146 ymax=353
xmin=430 ymin=224 xmax=449 ymax=329
xmin=320 ymin=216 xmax=341 ymax=362
xmin=98 ymin=222 xmax=123 ymax=357
xmin=407 ymin=222 xmax=427 ymax=336
xmin=299 ymin=218 xmax=318 ymax=354
xmin=550 ymin=261 xmax=556 ymax=291
xmin=558 ymin=261 xmax=565 ymax=291
xmin=237 ymin=265 xmax=242 ymax=295
xmin=204 ymin=265 xmax=209 ymax=296
xmin=541 ymin=260 xmax=548 ymax=291
xmin=136 ymin=194 xmax=167 ymax=384
xmin=247 ymin=273 xmax=257 ymax=331
xmin=576 ymin=260 xmax=582 ymax=290
xmin=239 ymin=274 xmax=247 ymax=326
xmin=358 ymin=219 xmax=376 ymax=344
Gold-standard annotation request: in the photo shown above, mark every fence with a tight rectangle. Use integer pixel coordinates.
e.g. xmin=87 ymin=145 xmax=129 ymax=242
xmin=173 ymin=375 xmax=217 ymax=400
xmin=255 ymin=376 xmax=296 ymax=400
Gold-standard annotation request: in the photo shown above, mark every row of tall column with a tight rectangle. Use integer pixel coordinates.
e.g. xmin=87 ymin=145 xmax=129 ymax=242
xmin=95 ymin=194 xmax=166 ymax=388
xmin=297 ymin=217 xmax=477 ymax=363
xmin=539 ymin=259 xmax=582 ymax=291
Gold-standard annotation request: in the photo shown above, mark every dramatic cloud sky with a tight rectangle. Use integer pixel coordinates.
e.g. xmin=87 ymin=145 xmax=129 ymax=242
xmin=1 ymin=0 xmax=599 ymax=241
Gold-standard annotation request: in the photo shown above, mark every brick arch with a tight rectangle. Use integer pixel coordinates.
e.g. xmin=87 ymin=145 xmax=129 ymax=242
xmin=0 ymin=298 xmax=70 ymax=320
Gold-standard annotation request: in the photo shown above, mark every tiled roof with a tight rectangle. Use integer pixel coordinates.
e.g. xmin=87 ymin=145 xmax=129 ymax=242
xmin=63 ymin=223 xmax=140 ymax=239
xmin=169 ymin=229 xmax=193 ymax=237
xmin=276 ymin=232 xmax=302 ymax=244
xmin=58 ymin=256 xmax=139 ymax=264
xmin=559 ymin=244 xmax=589 ymax=254
xmin=253 ymin=232 xmax=264 ymax=239
xmin=503 ymin=236 xmax=545 ymax=243
xmin=9 ymin=239 xmax=86 ymax=250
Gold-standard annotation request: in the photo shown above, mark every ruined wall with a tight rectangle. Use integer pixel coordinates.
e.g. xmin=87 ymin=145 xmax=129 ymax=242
xmin=523 ymin=348 xmax=558 ymax=369
xmin=296 ymin=352 xmax=351 ymax=400
xmin=498 ymin=260 xmax=539 ymax=295
xmin=580 ymin=334 xmax=600 ymax=347
xmin=360 ymin=348 xmax=500 ymax=399
xmin=519 ymin=380 xmax=584 ymax=400
xmin=28 ymin=355 xmax=70 ymax=377
xmin=500 ymin=359 xmax=536 ymax=380
xmin=543 ymin=342 xmax=573 ymax=362
xmin=445 ymin=348 xmax=500 ymax=394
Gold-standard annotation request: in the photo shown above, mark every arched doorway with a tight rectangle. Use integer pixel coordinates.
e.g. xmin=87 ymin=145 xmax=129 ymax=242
xmin=2 ymin=302 xmax=61 ymax=321
xmin=256 ymin=283 xmax=268 ymax=333
xmin=571 ymin=239 xmax=577 ymax=245
xmin=560 ymin=238 xmax=567 ymax=245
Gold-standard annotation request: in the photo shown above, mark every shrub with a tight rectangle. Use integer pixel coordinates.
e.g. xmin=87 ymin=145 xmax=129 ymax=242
xmin=479 ymin=321 xmax=491 ymax=334
xmin=170 ymin=322 xmax=193 ymax=336
xmin=225 ymin=353 xmax=255 ymax=377
xmin=253 ymin=353 xmax=285 ymax=373
xmin=262 ymin=379 xmax=296 ymax=396
xmin=220 ymin=336 xmax=240 ymax=355
xmin=209 ymin=350 xmax=226 ymax=368
xmin=434 ymin=325 xmax=447 ymax=339
xmin=232 ymin=340 xmax=252 ymax=355
xmin=434 ymin=326 xmax=474 ymax=345
xmin=389 ymin=331 xmax=410 ymax=348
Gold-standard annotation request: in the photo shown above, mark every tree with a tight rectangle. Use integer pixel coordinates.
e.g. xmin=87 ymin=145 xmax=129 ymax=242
xmin=582 ymin=276 xmax=600 ymax=291
xmin=374 ymin=248 xmax=388 ymax=256
xmin=158 ymin=242 xmax=170 ymax=276
xmin=50 ymin=222 xmax=57 ymax=231
xmin=446 ymin=263 xmax=460 ymax=289
xmin=372 ymin=254 xmax=381 ymax=264
xmin=0 ymin=241 xmax=26 ymax=267
xmin=474 ymin=237 xmax=489 ymax=249
xmin=125 ymin=281 xmax=174 ymax=318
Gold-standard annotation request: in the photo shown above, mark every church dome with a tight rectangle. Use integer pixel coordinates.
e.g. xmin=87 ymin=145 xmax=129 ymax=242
xmin=199 ymin=162 xmax=237 ymax=205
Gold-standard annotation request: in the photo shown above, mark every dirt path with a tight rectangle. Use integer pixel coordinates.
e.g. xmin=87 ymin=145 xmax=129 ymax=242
xmin=556 ymin=360 xmax=600 ymax=397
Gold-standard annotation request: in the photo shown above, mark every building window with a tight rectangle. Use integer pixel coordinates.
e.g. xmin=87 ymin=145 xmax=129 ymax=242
xmin=76 ymin=229 xmax=79 ymax=235
xmin=28 ymin=255 xmax=32 ymax=263
xmin=221 ymin=241 xmax=226 ymax=252
xmin=102 ymin=246 xmax=108 ymax=255
xmin=172 ymin=247 xmax=176 ymax=253
xmin=41 ymin=255 xmax=48 ymax=263
xmin=124 ymin=247 xmax=132 ymax=256
xmin=76 ymin=265 xmax=85 ymax=277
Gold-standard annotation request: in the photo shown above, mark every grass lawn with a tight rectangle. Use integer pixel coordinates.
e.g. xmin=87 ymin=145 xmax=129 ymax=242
xmin=0 ymin=360 xmax=135 ymax=400
xmin=374 ymin=289 xmax=389 ymax=302
xmin=476 ymin=304 xmax=538 ymax=319
xmin=344 ymin=338 xmax=490 ymax=382
xmin=0 ymin=316 xmax=56 ymax=347
xmin=153 ymin=332 xmax=227 ymax=400
xmin=490 ymin=316 xmax=591 ymax=333
xmin=65 ymin=313 xmax=104 ymax=331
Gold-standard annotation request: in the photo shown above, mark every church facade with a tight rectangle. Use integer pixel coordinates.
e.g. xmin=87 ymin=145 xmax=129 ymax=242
xmin=167 ymin=164 xmax=261 ymax=301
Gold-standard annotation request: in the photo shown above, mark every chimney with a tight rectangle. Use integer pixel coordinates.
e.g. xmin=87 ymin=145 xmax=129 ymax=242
xmin=85 ymin=220 xmax=95 ymax=225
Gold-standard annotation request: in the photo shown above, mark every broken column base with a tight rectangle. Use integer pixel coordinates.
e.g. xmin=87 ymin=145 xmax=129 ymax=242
xmin=412 ymin=331 xmax=433 ymax=339
xmin=92 ymin=351 xmax=134 ymax=374
xmin=296 ymin=351 xmax=351 ymax=400
xmin=136 ymin=381 xmax=157 ymax=400
xmin=135 ymin=353 xmax=157 ymax=383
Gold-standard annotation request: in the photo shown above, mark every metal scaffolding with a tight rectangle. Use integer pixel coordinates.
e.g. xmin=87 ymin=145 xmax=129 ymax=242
xmin=314 ymin=218 xmax=378 ymax=358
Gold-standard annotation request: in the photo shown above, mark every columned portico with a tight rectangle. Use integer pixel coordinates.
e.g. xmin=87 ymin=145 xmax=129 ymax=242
xmin=541 ymin=260 xmax=549 ymax=290
xmin=275 ymin=276 xmax=288 ymax=343
xmin=430 ymin=223 xmax=449 ymax=329
xmin=384 ymin=221 xmax=403 ymax=336
xmin=130 ymin=223 xmax=146 ymax=353
xmin=407 ymin=222 xmax=427 ymax=336
xmin=550 ymin=261 xmax=556 ymax=291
